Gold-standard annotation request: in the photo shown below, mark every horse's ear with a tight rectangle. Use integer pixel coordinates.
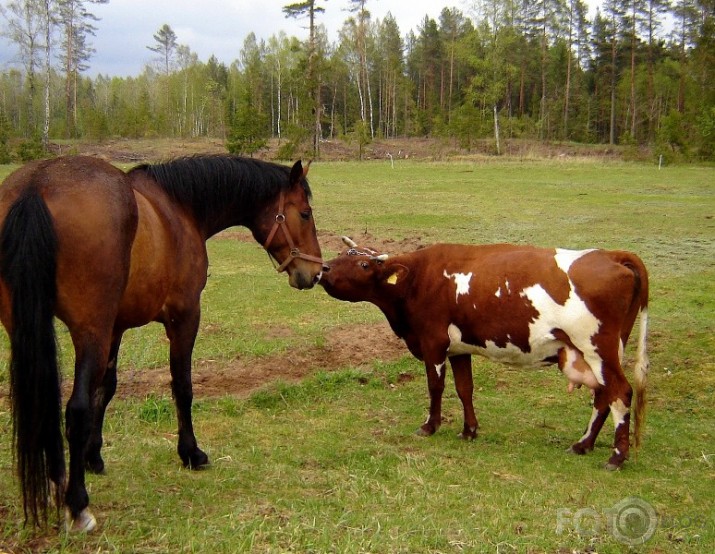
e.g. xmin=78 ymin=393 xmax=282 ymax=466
xmin=289 ymin=160 xmax=304 ymax=185
xmin=303 ymin=159 xmax=313 ymax=179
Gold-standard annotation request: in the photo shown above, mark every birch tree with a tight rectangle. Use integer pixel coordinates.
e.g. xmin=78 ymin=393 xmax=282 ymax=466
xmin=0 ymin=0 xmax=44 ymax=134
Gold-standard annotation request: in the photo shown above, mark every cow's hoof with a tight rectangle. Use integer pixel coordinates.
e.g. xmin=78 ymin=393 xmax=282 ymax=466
xmin=605 ymin=452 xmax=626 ymax=470
xmin=415 ymin=424 xmax=437 ymax=437
xmin=567 ymin=443 xmax=590 ymax=455
xmin=458 ymin=428 xmax=478 ymax=441
xmin=65 ymin=508 xmax=97 ymax=533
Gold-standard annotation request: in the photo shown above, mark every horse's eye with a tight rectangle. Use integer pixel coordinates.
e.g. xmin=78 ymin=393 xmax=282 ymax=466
xmin=360 ymin=261 xmax=369 ymax=269
xmin=300 ymin=210 xmax=311 ymax=221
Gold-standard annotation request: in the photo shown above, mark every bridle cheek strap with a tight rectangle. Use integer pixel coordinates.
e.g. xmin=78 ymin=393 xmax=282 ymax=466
xmin=263 ymin=192 xmax=323 ymax=273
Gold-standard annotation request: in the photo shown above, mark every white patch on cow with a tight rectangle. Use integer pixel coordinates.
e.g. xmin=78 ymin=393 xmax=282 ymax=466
xmin=521 ymin=283 xmax=604 ymax=385
xmin=447 ymin=323 xmax=549 ymax=364
xmin=554 ymin=248 xmax=595 ymax=273
xmin=610 ymin=399 xmax=629 ymax=428
xmin=435 ymin=362 xmax=445 ymax=378
xmin=443 ymin=270 xmax=473 ymax=302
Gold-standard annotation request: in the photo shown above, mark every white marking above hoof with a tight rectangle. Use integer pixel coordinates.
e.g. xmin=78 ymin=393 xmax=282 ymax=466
xmin=65 ymin=507 xmax=97 ymax=533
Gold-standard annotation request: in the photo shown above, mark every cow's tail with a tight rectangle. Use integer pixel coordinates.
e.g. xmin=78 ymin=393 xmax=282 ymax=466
xmin=621 ymin=252 xmax=649 ymax=453
xmin=632 ymin=304 xmax=649 ymax=451
xmin=0 ymin=187 xmax=64 ymax=526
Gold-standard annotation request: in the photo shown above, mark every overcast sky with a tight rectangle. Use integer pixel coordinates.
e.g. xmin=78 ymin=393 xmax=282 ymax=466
xmin=1 ymin=0 xmax=604 ymax=78
xmin=92 ymin=0 xmax=449 ymax=77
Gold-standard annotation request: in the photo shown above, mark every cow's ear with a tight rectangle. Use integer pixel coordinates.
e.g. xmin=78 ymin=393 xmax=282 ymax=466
xmin=382 ymin=264 xmax=410 ymax=288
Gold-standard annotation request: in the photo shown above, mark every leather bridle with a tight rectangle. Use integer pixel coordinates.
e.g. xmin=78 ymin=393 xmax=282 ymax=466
xmin=263 ymin=190 xmax=323 ymax=273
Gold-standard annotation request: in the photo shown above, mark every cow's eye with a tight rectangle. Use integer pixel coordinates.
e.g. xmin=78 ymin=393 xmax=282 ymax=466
xmin=360 ymin=261 xmax=369 ymax=269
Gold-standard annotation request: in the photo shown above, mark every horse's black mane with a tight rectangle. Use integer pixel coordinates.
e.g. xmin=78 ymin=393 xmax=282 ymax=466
xmin=130 ymin=155 xmax=311 ymax=225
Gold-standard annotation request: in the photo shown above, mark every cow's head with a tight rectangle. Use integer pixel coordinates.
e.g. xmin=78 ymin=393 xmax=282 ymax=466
xmin=319 ymin=237 xmax=410 ymax=302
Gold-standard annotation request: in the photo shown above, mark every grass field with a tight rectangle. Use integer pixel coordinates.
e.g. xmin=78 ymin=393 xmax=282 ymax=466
xmin=0 ymin=158 xmax=713 ymax=553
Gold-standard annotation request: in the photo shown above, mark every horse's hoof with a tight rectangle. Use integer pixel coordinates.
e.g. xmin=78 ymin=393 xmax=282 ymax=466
xmin=65 ymin=508 xmax=97 ymax=533
xmin=186 ymin=449 xmax=210 ymax=470
xmin=85 ymin=457 xmax=105 ymax=475
xmin=605 ymin=461 xmax=622 ymax=471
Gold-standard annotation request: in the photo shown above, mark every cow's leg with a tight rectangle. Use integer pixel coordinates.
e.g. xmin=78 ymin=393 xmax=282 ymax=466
xmin=569 ymin=369 xmax=632 ymax=470
xmin=164 ymin=307 xmax=209 ymax=469
xmin=416 ymin=357 xmax=447 ymax=437
xmin=85 ymin=333 xmax=123 ymax=474
xmin=569 ymin=388 xmax=609 ymax=455
xmin=604 ymin=374 xmax=633 ymax=470
xmin=449 ymin=354 xmax=478 ymax=440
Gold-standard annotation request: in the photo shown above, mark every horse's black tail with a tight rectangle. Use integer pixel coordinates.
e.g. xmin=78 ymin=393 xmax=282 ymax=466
xmin=0 ymin=187 xmax=64 ymax=526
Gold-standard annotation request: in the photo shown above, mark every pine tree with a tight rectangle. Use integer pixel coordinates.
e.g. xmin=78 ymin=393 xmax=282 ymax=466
xmin=283 ymin=0 xmax=328 ymax=157
xmin=57 ymin=0 xmax=107 ymax=138
xmin=147 ymin=23 xmax=178 ymax=76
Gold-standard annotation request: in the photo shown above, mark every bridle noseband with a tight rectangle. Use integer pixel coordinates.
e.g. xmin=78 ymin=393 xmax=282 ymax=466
xmin=263 ymin=191 xmax=323 ymax=273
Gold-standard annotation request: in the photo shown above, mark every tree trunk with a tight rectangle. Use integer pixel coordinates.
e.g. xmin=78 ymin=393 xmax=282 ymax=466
xmin=42 ymin=0 xmax=52 ymax=151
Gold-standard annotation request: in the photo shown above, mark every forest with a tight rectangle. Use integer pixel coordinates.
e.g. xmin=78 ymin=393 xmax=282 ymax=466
xmin=1 ymin=0 xmax=714 ymax=162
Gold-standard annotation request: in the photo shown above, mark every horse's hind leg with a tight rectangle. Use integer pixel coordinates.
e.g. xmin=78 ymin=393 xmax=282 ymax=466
xmin=86 ymin=333 xmax=123 ymax=474
xmin=165 ymin=308 xmax=209 ymax=469
xmin=64 ymin=336 xmax=112 ymax=532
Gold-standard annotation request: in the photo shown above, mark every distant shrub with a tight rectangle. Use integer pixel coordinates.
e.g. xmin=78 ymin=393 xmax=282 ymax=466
xmin=16 ymin=135 xmax=45 ymax=162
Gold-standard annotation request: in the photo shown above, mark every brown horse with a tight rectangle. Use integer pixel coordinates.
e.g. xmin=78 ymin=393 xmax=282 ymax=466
xmin=0 ymin=155 xmax=323 ymax=532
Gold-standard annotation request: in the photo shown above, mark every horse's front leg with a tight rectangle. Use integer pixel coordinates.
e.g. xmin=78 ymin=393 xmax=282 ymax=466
xmin=85 ymin=333 xmax=123 ymax=474
xmin=165 ymin=308 xmax=209 ymax=469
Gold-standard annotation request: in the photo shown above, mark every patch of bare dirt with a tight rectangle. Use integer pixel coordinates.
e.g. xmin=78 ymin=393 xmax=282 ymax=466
xmin=318 ymin=230 xmax=427 ymax=256
xmin=0 ymin=322 xmax=408 ymax=402
xmin=216 ymin=229 xmax=427 ymax=258
xmin=66 ymin=137 xmax=624 ymax=165
xmin=113 ymin=321 xmax=407 ymax=400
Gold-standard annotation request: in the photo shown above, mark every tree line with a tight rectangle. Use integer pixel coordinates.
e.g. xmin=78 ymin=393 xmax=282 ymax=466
xmin=1 ymin=0 xmax=714 ymax=162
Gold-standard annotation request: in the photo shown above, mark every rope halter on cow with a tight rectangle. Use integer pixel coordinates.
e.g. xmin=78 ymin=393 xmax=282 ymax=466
xmin=341 ymin=236 xmax=388 ymax=261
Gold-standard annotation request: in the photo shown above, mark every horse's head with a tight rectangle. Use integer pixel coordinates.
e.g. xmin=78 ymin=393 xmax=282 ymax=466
xmin=259 ymin=160 xmax=324 ymax=290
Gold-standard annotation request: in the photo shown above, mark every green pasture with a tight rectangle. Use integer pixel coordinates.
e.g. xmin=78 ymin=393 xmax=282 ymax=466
xmin=0 ymin=159 xmax=713 ymax=553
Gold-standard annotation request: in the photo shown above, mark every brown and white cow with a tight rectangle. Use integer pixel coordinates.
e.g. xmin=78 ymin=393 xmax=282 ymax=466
xmin=320 ymin=237 xmax=649 ymax=470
